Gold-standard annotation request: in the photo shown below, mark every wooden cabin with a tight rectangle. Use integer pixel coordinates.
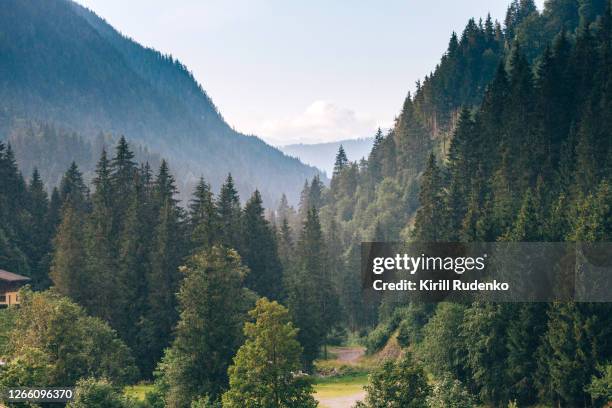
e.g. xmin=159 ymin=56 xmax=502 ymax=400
xmin=0 ymin=269 xmax=30 ymax=307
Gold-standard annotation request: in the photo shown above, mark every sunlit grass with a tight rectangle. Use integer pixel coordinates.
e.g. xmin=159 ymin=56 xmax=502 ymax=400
xmin=124 ymin=383 xmax=153 ymax=401
xmin=313 ymin=373 xmax=368 ymax=398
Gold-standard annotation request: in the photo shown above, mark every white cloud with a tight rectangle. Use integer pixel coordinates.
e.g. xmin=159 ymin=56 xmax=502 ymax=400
xmin=258 ymin=101 xmax=381 ymax=146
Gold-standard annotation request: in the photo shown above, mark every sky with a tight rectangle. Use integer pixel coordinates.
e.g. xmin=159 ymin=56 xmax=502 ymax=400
xmin=76 ymin=0 xmax=545 ymax=146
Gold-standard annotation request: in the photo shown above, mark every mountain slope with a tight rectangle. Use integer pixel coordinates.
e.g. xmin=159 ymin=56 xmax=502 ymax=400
xmin=0 ymin=0 xmax=321 ymax=204
xmin=280 ymin=138 xmax=374 ymax=176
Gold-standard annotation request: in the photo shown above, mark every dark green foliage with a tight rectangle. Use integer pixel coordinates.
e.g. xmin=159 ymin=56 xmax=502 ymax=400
xmin=587 ymin=364 xmax=612 ymax=406
xmin=333 ymin=145 xmax=349 ymax=176
xmin=412 ymin=154 xmax=446 ymax=241
xmin=504 ymin=303 xmax=548 ymax=405
xmin=536 ymin=303 xmax=612 ymax=407
xmin=286 ymin=207 xmax=336 ymax=369
xmin=426 ymin=375 xmax=476 ymax=408
xmin=84 ymin=149 xmax=117 ymax=322
xmin=69 ymin=378 xmax=139 ymax=408
xmin=158 ymin=247 xmax=251 ymax=407
xmin=189 ymin=178 xmax=217 ymax=250
xmin=141 ymin=161 xmax=186 ymax=377
xmin=357 ymin=352 xmax=430 ymax=408
xmin=50 ymin=203 xmax=89 ymax=306
xmin=222 ymin=298 xmax=317 ymax=408
xmin=241 ymin=190 xmax=283 ymax=300
xmin=216 ymin=174 xmax=242 ymax=250
xmin=418 ymin=303 xmax=468 ymax=382
xmin=23 ymin=168 xmax=52 ymax=289
xmin=461 ymin=302 xmax=510 ymax=405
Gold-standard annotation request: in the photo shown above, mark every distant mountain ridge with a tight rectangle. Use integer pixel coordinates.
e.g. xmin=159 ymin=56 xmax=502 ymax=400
xmin=280 ymin=137 xmax=375 ymax=176
xmin=0 ymin=0 xmax=322 ymax=204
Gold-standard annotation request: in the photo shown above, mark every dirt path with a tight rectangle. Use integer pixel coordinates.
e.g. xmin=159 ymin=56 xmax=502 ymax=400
xmin=315 ymin=346 xmax=368 ymax=408
xmin=330 ymin=346 xmax=365 ymax=363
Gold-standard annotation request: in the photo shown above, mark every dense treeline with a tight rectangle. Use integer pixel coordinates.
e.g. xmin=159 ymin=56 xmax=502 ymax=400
xmin=0 ymin=135 xmax=334 ymax=406
xmin=7 ymin=121 xmax=162 ymax=192
xmin=1 ymin=0 xmax=612 ymax=407
xmin=287 ymin=0 xmax=612 ymax=407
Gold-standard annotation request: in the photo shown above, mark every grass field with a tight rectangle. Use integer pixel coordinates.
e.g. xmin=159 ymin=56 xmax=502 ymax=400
xmin=313 ymin=373 xmax=368 ymax=398
xmin=124 ymin=384 xmax=153 ymax=401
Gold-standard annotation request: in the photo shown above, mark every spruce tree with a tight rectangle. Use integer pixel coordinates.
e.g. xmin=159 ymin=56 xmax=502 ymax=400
xmin=298 ymin=180 xmax=310 ymax=221
xmin=159 ymin=247 xmax=251 ymax=406
xmin=84 ymin=149 xmax=117 ymax=322
xmin=461 ymin=302 xmax=510 ymax=406
xmin=277 ymin=217 xmax=294 ymax=272
xmin=140 ymin=161 xmax=185 ymax=377
xmin=286 ymin=207 xmax=330 ymax=369
xmin=59 ymin=162 xmax=89 ymax=212
xmin=308 ymin=175 xmax=324 ymax=210
xmin=216 ymin=174 xmax=241 ymax=251
xmin=241 ymin=190 xmax=283 ymax=300
xmin=189 ymin=177 xmax=217 ymax=250
xmin=412 ymin=154 xmax=446 ymax=241
xmin=50 ymin=205 xmax=88 ymax=306
xmin=25 ymin=168 xmax=51 ymax=289
xmin=333 ymin=145 xmax=348 ymax=176
xmin=115 ymin=170 xmax=150 ymax=363
xmin=50 ymin=164 xmax=89 ymax=304
xmin=504 ymin=303 xmax=547 ymax=406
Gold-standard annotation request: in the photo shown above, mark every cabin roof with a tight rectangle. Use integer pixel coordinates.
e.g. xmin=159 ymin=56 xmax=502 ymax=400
xmin=0 ymin=269 xmax=30 ymax=282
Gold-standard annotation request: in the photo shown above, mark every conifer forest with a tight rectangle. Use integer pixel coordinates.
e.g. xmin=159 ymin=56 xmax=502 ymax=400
xmin=0 ymin=0 xmax=611 ymax=407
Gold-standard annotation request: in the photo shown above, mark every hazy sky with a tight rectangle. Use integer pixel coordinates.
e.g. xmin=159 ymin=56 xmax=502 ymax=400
xmin=76 ymin=0 xmax=544 ymax=146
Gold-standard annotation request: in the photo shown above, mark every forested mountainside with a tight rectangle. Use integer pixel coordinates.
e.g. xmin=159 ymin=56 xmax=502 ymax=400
xmin=306 ymin=0 xmax=611 ymax=247
xmin=1 ymin=1 xmax=612 ymax=407
xmin=6 ymin=122 xmax=162 ymax=189
xmin=279 ymin=137 xmax=374 ymax=176
xmin=0 ymin=0 xmax=321 ymax=204
xmin=279 ymin=0 xmax=611 ymax=406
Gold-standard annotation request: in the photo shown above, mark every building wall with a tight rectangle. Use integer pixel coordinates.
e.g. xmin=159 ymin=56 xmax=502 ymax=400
xmin=0 ymin=290 xmax=21 ymax=306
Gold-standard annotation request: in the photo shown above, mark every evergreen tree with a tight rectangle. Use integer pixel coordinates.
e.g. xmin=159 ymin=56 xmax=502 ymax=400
xmin=241 ymin=190 xmax=283 ymax=300
xmin=277 ymin=217 xmax=294 ymax=272
xmin=46 ymin=187 xmax=62 ymax=233
xmin=222 ymin=298 xmax=317 ymax=408
xmin=504 ymin=303 xmax=547 ymax=405
xmin=84 ymin=149 xmax=117 ymax=322
xmin=333 ymin=145 xmax=348 ymax=176
xmin=115 ymin=170 xmax=151 ymax=364
xmin=140 ymin=161 xmax=185 ymax=377
xmin=412 ymin=154 xmax=446 ymax=241
xmin=419 ymin=303 xmax=469 ymax=382
xmin=59 ymin=162 xmax=89 ymax=212
xmin=110 ymin=136 xmax=138 ymax=235
xmin=308 ymin=175 xmax=324 ymax=211
xmin=189 ymin=177 xmax=217 ymax=250
xmin=298 ymin=180 xmax=311 ymax=222
xmin=445 ymin=108 xmax=475 ymax=240
xmin=368 ymin=128 xmax=385 ymax=185
xmin=568 ymin=180 xmax=611 ymax=241
xmin=286 ymin=207 xmax=330 ymax=369
xmin=50 ymin=164 xmax=89 ymax=306
xmin=159 ymin=247 xmax=251 ymax=406
xmin=537 ymin=303 xmax=601 ymax=407
xmin=501 ymin=187 xmax=544 ymax=241
xmin=216 ymin=174 xmax=241 ymax=250
xmin=25 ymin=168 xmax=51 ymax=289
xmin=461 ymin=302 xmax=510 ymax=406
xmin=356 ymin=352 xmax=430 ymax=408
